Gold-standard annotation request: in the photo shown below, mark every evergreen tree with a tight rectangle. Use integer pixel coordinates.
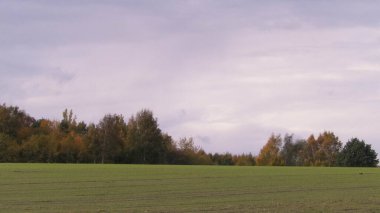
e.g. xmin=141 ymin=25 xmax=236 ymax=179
xmin=338 ymin=138 xmax=378 ymax=167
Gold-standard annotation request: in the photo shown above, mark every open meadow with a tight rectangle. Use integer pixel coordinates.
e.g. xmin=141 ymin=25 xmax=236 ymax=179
xmin=0 ymin=164 xmax=379 ymax=212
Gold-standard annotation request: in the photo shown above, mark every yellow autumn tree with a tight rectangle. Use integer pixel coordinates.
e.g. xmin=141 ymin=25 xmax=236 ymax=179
xmin=316 ymin=131 xmax=342 ymax=166
xmin=256 ymin=134 xmax=283 ymax=166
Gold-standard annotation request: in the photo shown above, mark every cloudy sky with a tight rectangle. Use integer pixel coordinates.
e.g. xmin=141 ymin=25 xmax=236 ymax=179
xmin=2 ymin=0 xmax=380 ymax=154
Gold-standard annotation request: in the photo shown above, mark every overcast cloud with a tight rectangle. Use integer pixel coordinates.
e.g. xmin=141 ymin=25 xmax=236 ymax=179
xmin=1 ymin=0 xmax=380 ymax=154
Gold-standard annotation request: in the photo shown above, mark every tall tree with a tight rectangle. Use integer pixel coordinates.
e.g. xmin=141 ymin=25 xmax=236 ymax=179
xmin=85 ymin=123 xmax=102 ymax=163
xmin=161 ymin=133 xmax=178 ymax=164
xmin=0 ymin=104 xmax=35 ymax=143
xmin=304 ymin=135 xmax=318 ymax=166
xmin=60 ymin=109 xmax=76 ymax=133
xmin=125 ymin=109 xmax=167 ymax=164
xmin=280 ymin=134 xmax=306 ymax=166
xmin=280 ymin=134 xmax=296 ymax=166
xmin=257 ymin=134 xmax=283 ymax=166
xmin=337 ymin=138 xmax=379 ymax=167
xmin=97 ymin=114 xmax=127 ymax=163
xmin=292 ymin=139 xmax=307 ymax=166
xmin=316 ymin=132 xmax=342 ymax=166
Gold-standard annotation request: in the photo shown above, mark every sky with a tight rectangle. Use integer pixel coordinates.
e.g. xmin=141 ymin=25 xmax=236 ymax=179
xmin=1 ymin=0 xmax=380 ymax=154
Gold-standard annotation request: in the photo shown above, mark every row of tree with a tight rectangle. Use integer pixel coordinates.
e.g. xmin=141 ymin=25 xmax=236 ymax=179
xmin=0 ymin=104 xmax=254 ymax=165
xmin=0 ymin=103 xmax=378 ymax=166
xmin=257 ymin=133 xmax=379 ymax=167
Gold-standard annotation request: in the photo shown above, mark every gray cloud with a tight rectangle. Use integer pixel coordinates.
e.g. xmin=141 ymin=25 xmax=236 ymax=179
xmin=1 ymin=1 xmax=380 ymax=154
xmin=290 ymin=1 xmax=380 ymax=28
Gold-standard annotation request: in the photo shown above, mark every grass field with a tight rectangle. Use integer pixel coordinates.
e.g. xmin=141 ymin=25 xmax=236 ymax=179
xmin=0 ymin=164 xmax=379 ymax=212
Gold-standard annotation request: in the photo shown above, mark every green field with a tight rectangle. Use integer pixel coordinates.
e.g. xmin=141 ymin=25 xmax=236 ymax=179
xmin=0 ymin=164 xmax=379 ymax=212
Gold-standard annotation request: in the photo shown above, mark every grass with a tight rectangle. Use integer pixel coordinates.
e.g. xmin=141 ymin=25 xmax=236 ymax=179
xmin=0 ymin=164 xmax=379 ymax=212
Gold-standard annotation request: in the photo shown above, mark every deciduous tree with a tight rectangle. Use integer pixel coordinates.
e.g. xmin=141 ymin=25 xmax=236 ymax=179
xmin=257 ymin=134 xmax=282 ymax=166
xmin=125 ymin=110 xmax=167 ymax=164
xmin=0 ymin=104 xmax=35 ymax=143
xmin=97 ymin=114 xmax=127 ymax=163
xmin=316 ymin=132 xmax=342 ymax=166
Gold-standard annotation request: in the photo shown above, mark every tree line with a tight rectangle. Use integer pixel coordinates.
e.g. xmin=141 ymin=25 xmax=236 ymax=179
xmin=0 ymin=103 xmax=378 ymax=167
xmin=256 ymin=133 xmax=378 ymax=167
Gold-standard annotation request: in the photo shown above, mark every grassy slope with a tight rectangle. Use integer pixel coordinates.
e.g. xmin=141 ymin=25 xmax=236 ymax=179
xmin=0 ymin=164 xmax=379 ymax=212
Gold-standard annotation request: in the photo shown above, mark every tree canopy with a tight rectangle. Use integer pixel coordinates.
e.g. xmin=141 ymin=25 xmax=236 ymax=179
xmin=0 ymin=103 xmax=378 ymax=167
xmin=337 ymin=138 xmax=379 ymax=167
